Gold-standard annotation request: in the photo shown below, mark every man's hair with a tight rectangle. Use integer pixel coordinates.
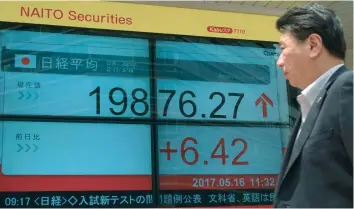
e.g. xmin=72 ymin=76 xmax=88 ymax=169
xmin=276 ymin=3 xmax=346 ymax=59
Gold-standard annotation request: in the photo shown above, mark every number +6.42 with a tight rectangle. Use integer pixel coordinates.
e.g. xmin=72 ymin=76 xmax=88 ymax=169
xmin=160 ymin=137 xmax=248 ymax=166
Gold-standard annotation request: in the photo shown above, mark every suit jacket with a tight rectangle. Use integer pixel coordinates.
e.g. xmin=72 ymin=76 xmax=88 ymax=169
xmin=274 ymin=66 xmax=353 ymax=208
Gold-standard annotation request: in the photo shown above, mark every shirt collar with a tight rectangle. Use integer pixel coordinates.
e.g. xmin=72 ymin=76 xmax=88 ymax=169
xmin=301 ymin=63 xmax=343 ymax=106
xmin=296 ymin=63 xmax=344 ymax=122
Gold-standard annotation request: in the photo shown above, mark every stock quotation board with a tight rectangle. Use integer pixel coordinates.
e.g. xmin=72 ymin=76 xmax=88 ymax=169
xmin=0 ymin=29 xmax=290 ymax=208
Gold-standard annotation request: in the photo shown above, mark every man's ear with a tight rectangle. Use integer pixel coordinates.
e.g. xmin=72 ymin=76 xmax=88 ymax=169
xmin=307 ymin=33 xmax=323 ymax=59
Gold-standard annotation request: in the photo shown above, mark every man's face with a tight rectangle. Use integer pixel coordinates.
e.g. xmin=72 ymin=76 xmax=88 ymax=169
xmin=277 ymin=32 xmax=312 ymax=89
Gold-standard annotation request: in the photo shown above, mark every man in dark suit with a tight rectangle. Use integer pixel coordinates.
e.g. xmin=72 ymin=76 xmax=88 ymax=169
xmin=273 ymin=3 xmax=353 ymax=208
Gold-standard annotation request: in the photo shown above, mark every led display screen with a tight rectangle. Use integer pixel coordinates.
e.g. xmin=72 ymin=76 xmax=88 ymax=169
xmin=0 ymin=29 xmax=291 ymax=208
xmin=0 ymin=121 xmax=153 ymax=208
xmin=158 ymin=125 xmax=289 ymax=207
xmin=0 ymin=30 xmax=153 ymax=208
xmin=1 ymin=30 xmax=151 ymax=118
xmin=153 ymin=41 xmax=289 ymax=207
xmin=155 ymin=41 xmax=289 ymax=123
xmin=2 ymin=121 xmax=151 ymax=175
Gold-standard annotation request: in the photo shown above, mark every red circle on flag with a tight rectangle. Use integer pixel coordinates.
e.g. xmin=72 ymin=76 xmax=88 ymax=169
xmin=21 ymin=57 xmax=30 ymax=65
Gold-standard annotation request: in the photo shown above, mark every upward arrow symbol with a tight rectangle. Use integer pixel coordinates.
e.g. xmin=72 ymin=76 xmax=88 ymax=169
xmin=255 ymin=93 xmax=274 ymax=118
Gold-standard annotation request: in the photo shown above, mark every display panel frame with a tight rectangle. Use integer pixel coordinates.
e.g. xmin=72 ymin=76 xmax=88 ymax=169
xmin=0 ymin=22 xmax=300 ymax=208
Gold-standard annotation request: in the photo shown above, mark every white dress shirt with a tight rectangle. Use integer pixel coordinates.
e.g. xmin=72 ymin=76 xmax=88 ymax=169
xmin=296 ymin=63 xmax=344 ymax=139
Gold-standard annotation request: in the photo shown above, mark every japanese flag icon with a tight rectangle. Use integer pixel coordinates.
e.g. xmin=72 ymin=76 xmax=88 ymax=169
xmin=14 ymin=54 xmax=37 ymax=68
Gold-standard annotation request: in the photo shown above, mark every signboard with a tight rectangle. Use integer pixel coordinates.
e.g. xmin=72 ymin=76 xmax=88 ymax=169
xmin=0 ymin=26 xmax=290 ymax=208
xmin=0 ymin=2 xmax=280 ymax=42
